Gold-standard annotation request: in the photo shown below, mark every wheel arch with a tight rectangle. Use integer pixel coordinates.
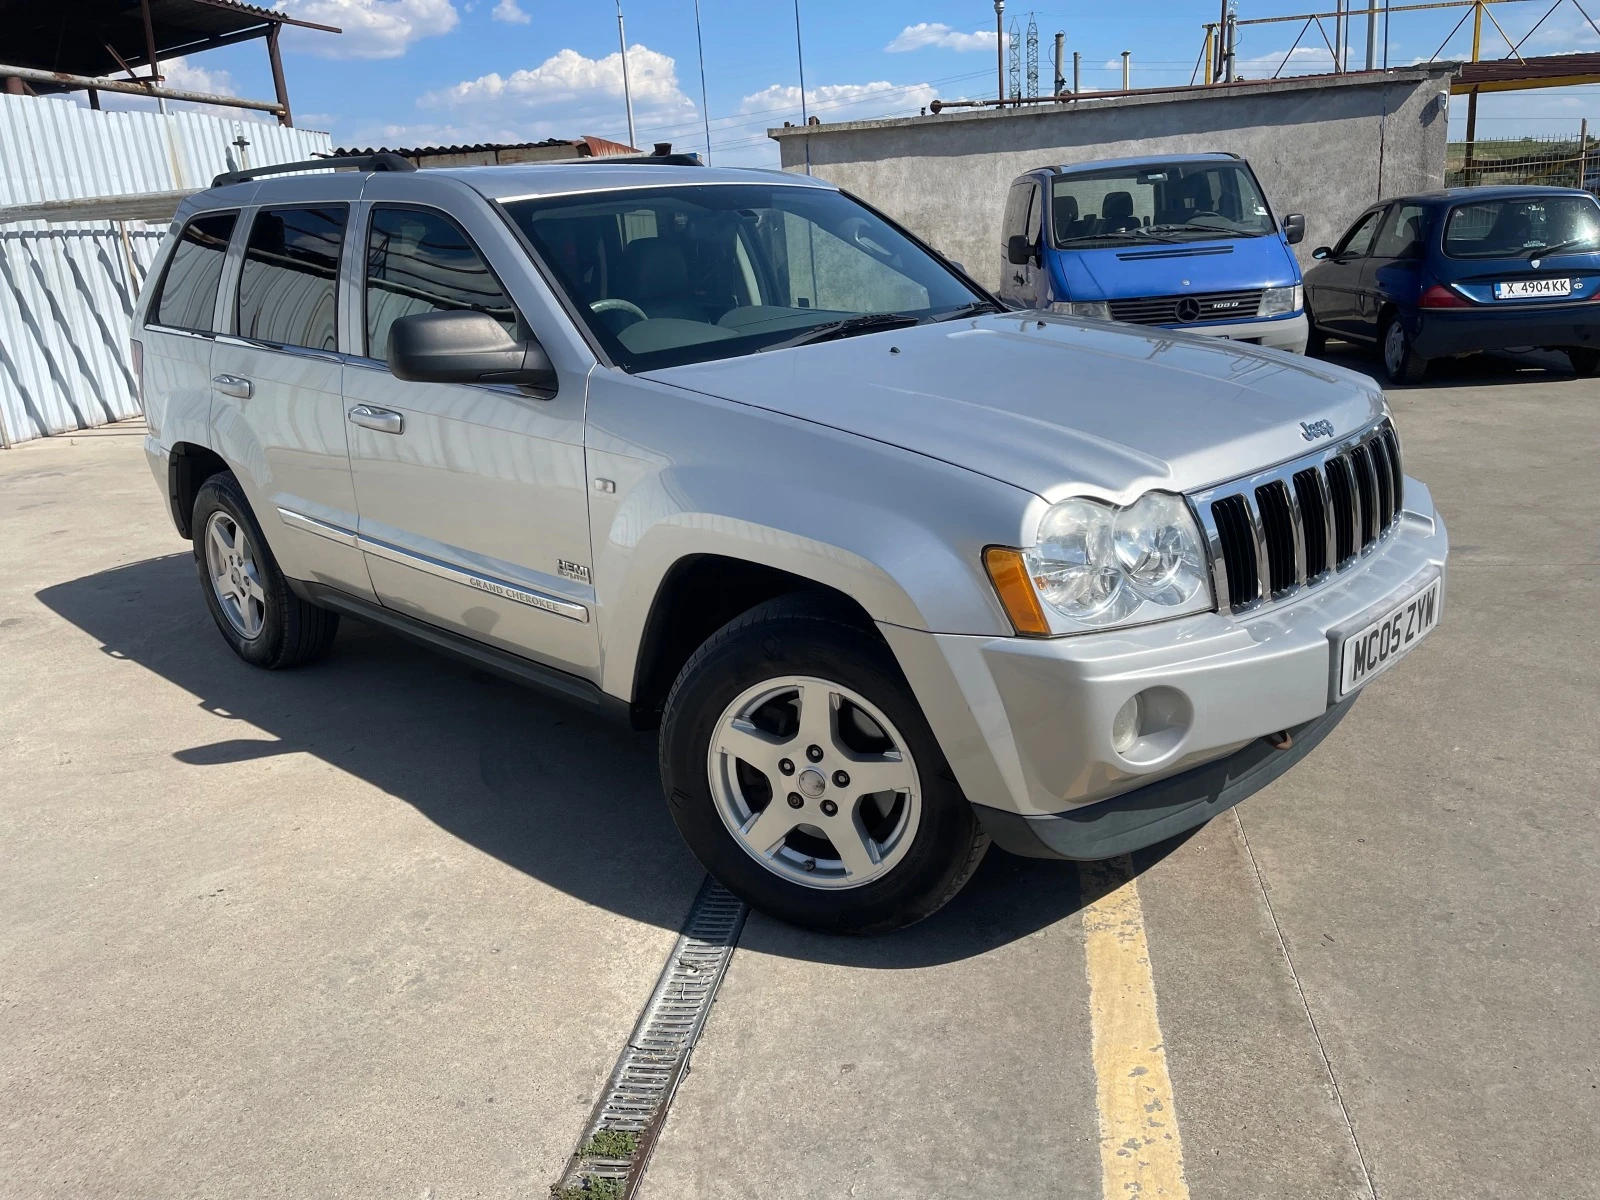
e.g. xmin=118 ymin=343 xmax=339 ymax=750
xmin=168 ymin=442 xmax=231 ymax=539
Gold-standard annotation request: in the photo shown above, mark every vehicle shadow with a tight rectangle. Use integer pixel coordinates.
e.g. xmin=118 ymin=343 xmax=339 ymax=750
xmin=1317 ymin=343 xmax=1582 ymax=389
xmin=36 ymin=553 xmax=1187 ymax=967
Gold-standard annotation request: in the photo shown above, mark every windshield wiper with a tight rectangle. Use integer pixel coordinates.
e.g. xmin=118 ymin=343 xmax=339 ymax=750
xmin=1526 ymin=236 xmax=1598 ymax=259
xmin=758 ymin=311 xmax=922 ymax=351
xmin=930 ymin=300 xmax=1003 ymax=322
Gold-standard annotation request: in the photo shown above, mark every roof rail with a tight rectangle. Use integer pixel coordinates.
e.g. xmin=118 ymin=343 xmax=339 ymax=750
xmin=211 ymin=152 xmax=417 ymax=188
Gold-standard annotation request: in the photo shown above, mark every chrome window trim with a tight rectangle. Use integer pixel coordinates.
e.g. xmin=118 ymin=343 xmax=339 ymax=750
xmin=1188 ymin=419 xmax=1403 ymax=616
xmin=276 ymin=509 xmax=589 ymax=623
xmin=214 ymin=334 xmax=342 ymax=363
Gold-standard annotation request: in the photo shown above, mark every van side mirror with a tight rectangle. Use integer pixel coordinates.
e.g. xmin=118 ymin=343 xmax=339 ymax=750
xmin=1006 ymin=234 xmax=1037 ymax=266
xmin=1311 ymin=246 xmax=1332 ymax=261
xmin=1283 ymin=213 xmax=1306 ymax=245
xmin=388 ymin=310 xmax=557 ymax=393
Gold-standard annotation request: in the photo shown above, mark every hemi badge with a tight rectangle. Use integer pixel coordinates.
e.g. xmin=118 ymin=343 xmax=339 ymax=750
xmin=558 ymin=559 xmax=592 ymax=584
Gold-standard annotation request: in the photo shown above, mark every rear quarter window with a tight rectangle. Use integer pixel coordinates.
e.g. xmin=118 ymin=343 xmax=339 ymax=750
xmin=152 ymin=212 xmax=237 ymax=332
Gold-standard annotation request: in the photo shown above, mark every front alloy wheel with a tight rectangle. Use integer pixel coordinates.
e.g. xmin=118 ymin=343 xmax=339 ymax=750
xmin=708 ymin=676 xmax=921 ymax=889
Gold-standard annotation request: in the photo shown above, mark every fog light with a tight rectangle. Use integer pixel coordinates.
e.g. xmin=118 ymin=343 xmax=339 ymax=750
xmin=1112 ymin=694 xmax=1142 ymax=754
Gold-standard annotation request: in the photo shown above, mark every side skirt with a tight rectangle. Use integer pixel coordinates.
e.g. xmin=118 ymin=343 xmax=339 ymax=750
xmin=291 ymin=579 xmax=634 ymax=726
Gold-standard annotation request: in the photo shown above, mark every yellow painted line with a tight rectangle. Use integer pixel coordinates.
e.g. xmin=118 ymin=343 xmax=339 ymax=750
xmin=1081 ymin=855 xmax=1191 ymax=1200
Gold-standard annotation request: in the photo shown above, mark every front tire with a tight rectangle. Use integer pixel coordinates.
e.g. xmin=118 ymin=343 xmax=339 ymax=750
xmin=1381 ymin=313 xmax=1428 ymax=384
xmin=659 ymin=596 xmax=988 ymax=934
xmin=192 ymin=472 xmax=339 ymax=669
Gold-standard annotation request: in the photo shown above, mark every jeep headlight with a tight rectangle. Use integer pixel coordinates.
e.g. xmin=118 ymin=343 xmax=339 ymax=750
xmin=1259 ymin=284 xmax=1302 ymax=317
xmin=984 ymin=493 xmax=1214 ymax=636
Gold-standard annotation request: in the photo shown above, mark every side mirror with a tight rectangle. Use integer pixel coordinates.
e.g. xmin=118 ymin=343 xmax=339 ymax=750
xmin=1283 ymin=213 xmax=1306 ymax=245
xmin=388 ymin=310 xmax=557 ymax=393
xmin=1006 ymin=234 xmax=1037 ymax=266
xmin=1312 ymin=246 xmax=1332 ymax=261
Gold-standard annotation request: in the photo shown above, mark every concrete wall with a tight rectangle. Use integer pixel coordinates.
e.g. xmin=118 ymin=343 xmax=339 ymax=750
xmin=773 ymin=70 xmax=1453 ymax=292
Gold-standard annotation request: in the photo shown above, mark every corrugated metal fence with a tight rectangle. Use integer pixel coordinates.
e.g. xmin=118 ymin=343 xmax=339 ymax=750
xmin=0 ymin=95 xmax=330 ymax=447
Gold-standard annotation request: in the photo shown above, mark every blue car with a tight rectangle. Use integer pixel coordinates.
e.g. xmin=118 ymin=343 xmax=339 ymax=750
xmin=998 ymin=152 xmax=1308 ymax=353
xmin=1303 ymin=185 xmax=1600 ymax=382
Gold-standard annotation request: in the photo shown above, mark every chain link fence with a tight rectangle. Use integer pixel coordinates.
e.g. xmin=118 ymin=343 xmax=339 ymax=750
xmin=1446 ymin=132 xmax=1598 ymax=194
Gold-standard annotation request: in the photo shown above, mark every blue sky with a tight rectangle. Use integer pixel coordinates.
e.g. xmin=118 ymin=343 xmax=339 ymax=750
xmin=112 ymin=1 xmax=1600 ymax=164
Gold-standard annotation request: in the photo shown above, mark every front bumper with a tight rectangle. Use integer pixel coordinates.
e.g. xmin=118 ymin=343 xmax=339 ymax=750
xmin=879 ymin=477 xmax=1447 ymax=850
xmin=1410 ymin=304 xmax=1600 ymax=359
xmin=1173 ymin=312 xmax=1308 ymax=353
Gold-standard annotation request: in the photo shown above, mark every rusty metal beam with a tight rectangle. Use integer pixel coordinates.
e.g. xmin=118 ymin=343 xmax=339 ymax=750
xmin=0 ymin=64 xmax=284 ymax=114
xmin=266 ymin=23 xmax=292 ymax=127
xmin=185 ymin=0 xmax=343 ymax=34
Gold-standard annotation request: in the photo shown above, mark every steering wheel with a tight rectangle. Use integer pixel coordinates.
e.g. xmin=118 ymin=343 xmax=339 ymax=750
xmin=590 ymin=298 xmax=648 ymax=323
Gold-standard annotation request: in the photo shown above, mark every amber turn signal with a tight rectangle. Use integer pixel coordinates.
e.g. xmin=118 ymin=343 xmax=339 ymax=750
xmin=983 ymin=547 xmax=1051 ymax=636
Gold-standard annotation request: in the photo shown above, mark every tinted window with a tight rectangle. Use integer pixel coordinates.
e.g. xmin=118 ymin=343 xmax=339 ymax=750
xmin=1443 ymin=195 xmax=1600 ymax=259
xmin=1050 ymin=161 xmax=1275 ymax=247
xmin=505 ymin=184 xmax=980 ymax=372
xmin=1002 ymin=182 xmax=1033 ymax=244
xmin=365 ymin=207 xmax=517 ymax=361
xmin=1023 ymin=183 xmax=1042 ymax=244
xmin=154 ymin=212 xmax=235 ymax=331
xmin=1373 ymin=203 xmax=1427 ymax=259
xmin=237 ymin=206 xmax=347 ymax=350
xmin=1335 ymin=210 xmax=1382 ymax=258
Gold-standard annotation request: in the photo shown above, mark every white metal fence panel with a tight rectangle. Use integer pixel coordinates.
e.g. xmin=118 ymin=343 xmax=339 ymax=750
xmin=0 ymin=95 xmax=331 ymax=446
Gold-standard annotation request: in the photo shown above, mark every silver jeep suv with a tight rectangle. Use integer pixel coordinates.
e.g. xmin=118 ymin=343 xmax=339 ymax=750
xmin=135 ymin=153 xmax=1447 ymax=933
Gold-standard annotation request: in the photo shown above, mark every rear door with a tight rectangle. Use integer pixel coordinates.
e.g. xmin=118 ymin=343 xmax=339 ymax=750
xmin=1311 ymin=207 xmax=1384 ymax=339
xmin=341 ymin=181 xmax=598 ymax=679
xmin=211 ymin=174 xmax=374 ymax=600
xmin=1361 ymin=201 xmax=1428 ymax=333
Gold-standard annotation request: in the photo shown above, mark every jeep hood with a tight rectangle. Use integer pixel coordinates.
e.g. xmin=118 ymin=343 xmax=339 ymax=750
xmin=642 ymin=313 xmax=1387 ymax=501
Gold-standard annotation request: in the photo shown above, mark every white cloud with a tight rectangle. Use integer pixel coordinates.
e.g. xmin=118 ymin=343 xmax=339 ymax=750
xmin=740 ymin=79 xmax=938 ymax=123
xmin=276 ymin=0 xmax=459 ymax=60
xmin=491 ymin=0 xmax=528 ymax=23
xmin=886 ymin=22 xmax=998 ymax=53
xmin=1232 ymin=45 xmax=1339 ymax=79
xmin=412 ymin=45 xmax=696 ymax=146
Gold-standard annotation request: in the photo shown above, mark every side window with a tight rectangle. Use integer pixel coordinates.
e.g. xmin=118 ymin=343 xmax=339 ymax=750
xmin=1023 ymin=184 xmax=1042 ymax=245
xmin=237 ymin=206 xmax=347 ymax=351
xmin=1002 ymin=182 xmax=1033 ymax=244
xmin=1335 ymin=210 xmax=1383 ymax=259
xmin=364 ymin=206 xmax=518 ymax=362
xmin=1373 ymin=203 xmax=1427 ymax=259
xmin=153 ymin=211 xmax=236 ymax=332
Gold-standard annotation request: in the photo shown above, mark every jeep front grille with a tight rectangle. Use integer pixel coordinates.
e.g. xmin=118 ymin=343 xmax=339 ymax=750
xmin=1107 ymin=289 xmax=1264 ymax=326
xmin=1190 ymin=420 xmax=1404 ymax=613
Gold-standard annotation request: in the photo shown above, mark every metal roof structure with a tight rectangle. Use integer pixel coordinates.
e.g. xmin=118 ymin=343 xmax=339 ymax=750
xmin=332 ymin=136 xmax=644 ymax=163
xmin=1452 ymin=52 xmax=1600 ymax=94
xmin=0 ymin=0 xmax=340 ymax=125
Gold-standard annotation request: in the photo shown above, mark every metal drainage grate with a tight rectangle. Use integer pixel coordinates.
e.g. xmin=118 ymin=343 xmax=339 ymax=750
xmin=552 ymin=877 xmax=747 ymax=1198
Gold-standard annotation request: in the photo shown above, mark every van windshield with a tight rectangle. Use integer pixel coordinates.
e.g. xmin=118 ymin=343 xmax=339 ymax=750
xmin=1049 ymin=161 xmax=1277 ymax=248
xmin=503 ymin=184 xmax=988 ymax=372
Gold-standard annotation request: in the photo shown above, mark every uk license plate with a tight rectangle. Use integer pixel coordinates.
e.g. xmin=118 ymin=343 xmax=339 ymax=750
xmin=1336 ymin=577 xmax=1441 ymax=698
xmin=1494 ymin=278 xmax=1572 ymax=299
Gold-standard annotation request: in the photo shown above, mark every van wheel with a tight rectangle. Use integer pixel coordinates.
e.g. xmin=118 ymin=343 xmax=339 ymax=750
xmin=659 ymin=596 xmax=988 ymax=935
xmin=192 ymin=472 xmax=339 ymax=669
xmin=1566 ymin=347 xmax=1600 ymax=376
xmin=1381 ymin=314 xmax=1428 ymax=384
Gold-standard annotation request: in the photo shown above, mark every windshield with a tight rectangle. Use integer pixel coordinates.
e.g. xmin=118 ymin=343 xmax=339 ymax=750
xmin=1049 ymin=161 xmax=1276 ymax=248
xmin=1443 ymin=195 xmax=1600 ymax=259
xmin=503 ymin=184 xmax=985 ymax=371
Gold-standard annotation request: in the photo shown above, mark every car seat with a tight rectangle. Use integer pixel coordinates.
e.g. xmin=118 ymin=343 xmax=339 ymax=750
xmin=1098 ymin=191 xmax=1141 ymax=234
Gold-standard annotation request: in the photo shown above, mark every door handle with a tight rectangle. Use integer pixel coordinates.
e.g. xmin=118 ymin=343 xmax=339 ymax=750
xmin=212 ymin=373 xmax=252 ymax=399
xmin=348 ymin=404 xmax=404 ymax=435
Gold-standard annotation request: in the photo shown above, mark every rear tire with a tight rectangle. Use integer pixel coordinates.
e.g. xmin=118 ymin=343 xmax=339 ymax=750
xmin=1566 ymin=347 xmax=1600 ymax=376
xmin=192 ymin=472 xmax=339 ymax=669
xmin=1380 ymin=313 xmax=1428 ymax=384
xmin=659 ymin=595 xmax=988 ymax=935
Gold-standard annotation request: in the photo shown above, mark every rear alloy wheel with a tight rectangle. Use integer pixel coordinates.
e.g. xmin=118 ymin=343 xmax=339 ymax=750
xmin=1381 ymin=314 xmax=1428 ymax=384
xmin=660 ymin=596 xmax=988 ymax=934
xmin=1566 ymin=347 xmax=1600 ymax=376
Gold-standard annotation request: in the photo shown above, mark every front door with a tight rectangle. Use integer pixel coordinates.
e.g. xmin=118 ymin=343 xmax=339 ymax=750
xmin=342 ymin=197 xmax=599 ymax=679
xmin=1361 ymin=201 xmax=1429 ymax=337
xmin=1311 ymin=208 xmax=1384 ymax=340
xmin=210 ymin=181 xmax=374 ymax=600
xmin=999 ymin=180 xmax=1043 ymax=307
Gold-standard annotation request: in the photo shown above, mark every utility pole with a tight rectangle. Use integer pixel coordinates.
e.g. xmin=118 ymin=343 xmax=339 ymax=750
xmin=1121 ymin=51 xmax=1131 ymax=91
xmin=794 ymin=0 xmax=811 ymax=174
xmin=1216 ymin=0 xmax=1229 ymax=82
xmin=693 ymin=0 xmax=711 ymax=161
xmin=1223 ymin=8 xmax=1237 ymax=83
xmin=615 ymin=1 xmax=636 ymax=149
xmin=1073 ymin=50 xmax=1081 ymax=95
xmin=1333 ymin=0 xmax=1344 ymax=72
xmin=994 ymin=1 xmax=1006 ymax=105
xmin=1464 ymin=0 xmax=1483 ymax=178
xmin=1054 ymin=31 xmax=1066 ymax=95
xmin=1365 ymin=0 xmax=1379 ymax=71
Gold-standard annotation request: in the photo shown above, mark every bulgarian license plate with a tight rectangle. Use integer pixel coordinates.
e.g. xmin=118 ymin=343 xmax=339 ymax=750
xmin=1336 ymin=577 xmax=1441 ymax=698
xmin=1494 ymin=277 xmax=1572 ymax=299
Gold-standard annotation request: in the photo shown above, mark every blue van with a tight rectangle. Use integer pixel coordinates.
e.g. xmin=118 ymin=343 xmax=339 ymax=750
xmin=998 ymin=153 xmax=1309 ymax=353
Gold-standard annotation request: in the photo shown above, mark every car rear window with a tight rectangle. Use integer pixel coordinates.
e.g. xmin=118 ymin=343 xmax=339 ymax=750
xmin=1443 ymin=195 xmax=1600 ymax=259
xmin=153 ymin=211 xmax=236 ymax=332
xmin=236 ymin=206 xmax=347 ymax=350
